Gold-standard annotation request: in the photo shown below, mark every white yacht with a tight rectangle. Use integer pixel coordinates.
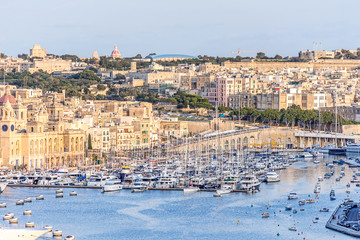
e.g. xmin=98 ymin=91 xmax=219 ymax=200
xmin=131 ymin=180 xmax=148 ymax=192
xmin=0 ymin=228 xmax=51 ymax=240
xmin=214 ymin=185 xmax=233 ymax=196
xmin=86 ymin=175 xmax=107 ymax=187
xmin=56 ymin=167 xmax=69 ymax=176
xmin=183 ymin=186 xmax=200 ymax=194
xmin=346 ymin=142 xmax=360 ymax=153
xmin=288 ymin=192 xmax=298 ymax=200
xmin=297 ymin=152 xmax=313 ymax=159
xmin=240 ymin=175 xmax=261 ymax=192
xmin=266 ymin=171 xmax=280 ymax=183
xmin=102 ymin=178 xmax=122 ymax=192
xmin=155 ymin=175 xmax=178 ymax=189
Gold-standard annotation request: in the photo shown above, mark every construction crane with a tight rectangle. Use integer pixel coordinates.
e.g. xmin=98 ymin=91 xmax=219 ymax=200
xmin=232 ymin=49 xmax=265 ymax=57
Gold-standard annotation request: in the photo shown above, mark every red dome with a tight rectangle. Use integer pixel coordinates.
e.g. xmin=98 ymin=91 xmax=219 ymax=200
xmin=0 ymin=94 xmax=16 ymax=104
xmin=0 ymin=86 xmax=16 ymax=104
xmin=111 ymin=50 xmax=120 ymax=55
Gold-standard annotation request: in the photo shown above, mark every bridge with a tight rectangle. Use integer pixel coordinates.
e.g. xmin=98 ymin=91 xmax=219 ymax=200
xmin=172 ymin=127 xmax=295 ymax=152
xmin=170 ymin=127 xmax=360 ymax=153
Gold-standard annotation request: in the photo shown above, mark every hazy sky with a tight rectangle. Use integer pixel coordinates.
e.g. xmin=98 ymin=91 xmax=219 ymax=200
xmin=1 ymin=0 xmax=359 ymax=58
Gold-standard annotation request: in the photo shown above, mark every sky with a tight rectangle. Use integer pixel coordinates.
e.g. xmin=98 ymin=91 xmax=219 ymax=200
xmin=0 ymin=0 xmax=360 ymax=58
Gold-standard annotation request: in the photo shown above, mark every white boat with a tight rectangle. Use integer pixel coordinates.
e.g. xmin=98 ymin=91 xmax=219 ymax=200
xmin=101 ymin=178 xmax=122 ymax=192
xmin=214 ymin=185 xmax=233 ymax=196
xmin=131 ymin=180 xmax=148 ymax=192
xmin=297 ymin=152 xmax=313 ymax=159
xmin=240 ymin=175 xmax=261 ymax=192
xmin=86 ymin=175 xmax=107 ymax=187
xmin=0 ymin=228 xmax=51 ymax=240
xmin=0 ymin=180 xmax=8 ymax=193
xmin=314 ymin=186 xmax=321 ymax=193
xmin=346 ymin=142 xmax=360 ymax=153
xmin=183 ymin=187 xmax=199 ymax=194
xmin=311 ymin=151 xmax=323 ymax=157
xmin=56 ymin=167 xmax=69 ymax=176
xmin=288 ymin=192 xmax=298 ymax=200
xmin=266 ymin=172 xmax=280 ymax=183
xmin=155 ymin=175 xmax=178 ymax=189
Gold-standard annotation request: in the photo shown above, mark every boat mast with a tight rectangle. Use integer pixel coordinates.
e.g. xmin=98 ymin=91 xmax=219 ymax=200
xmin=335 ymin=92 xmax=338 ymax=148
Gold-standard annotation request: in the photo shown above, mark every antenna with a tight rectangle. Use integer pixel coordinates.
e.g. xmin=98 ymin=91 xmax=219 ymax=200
xmin=319 ymin=42 xmax=323 ymax=51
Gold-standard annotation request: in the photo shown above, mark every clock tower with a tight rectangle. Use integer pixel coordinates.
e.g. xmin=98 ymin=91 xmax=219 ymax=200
xmin=0 ymin=98 xmax=17 ymax=167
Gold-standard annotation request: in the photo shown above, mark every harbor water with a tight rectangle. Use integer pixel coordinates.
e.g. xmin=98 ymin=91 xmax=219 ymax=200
xmin=0 ymin=156 xmax=359 ymax=239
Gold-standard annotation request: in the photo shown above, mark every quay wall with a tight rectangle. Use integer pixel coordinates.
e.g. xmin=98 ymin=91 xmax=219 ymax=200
xmin=7 ymin=184 xmax=247 ymax=192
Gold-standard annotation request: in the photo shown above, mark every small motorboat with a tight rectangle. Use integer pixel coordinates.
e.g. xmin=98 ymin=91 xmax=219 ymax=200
xmin=298 ymin=200 xmax=306 ymax=206
xmin=313 ymin=220 xmax=318 ymax=223
xmin=300 ymin=208 xmax=305 ymax=211
xmin=184 ymin=187 xmax=200 ymax=194
xmin=306 ymin=199 xmax=315 ymax=204
xmin=292 ymin=209 xmax=298 ymax=214
xmin=262 ymin=212 xmax=270 ymax=218
xmin=320 ymin=208 xmax=329 ymax=212
xmin=288 ymin=192 xmax=298 ymax=200
xmin=288 ymin=226 xmax=297 ymax=231
xmin=285 ymin=204 xmax=292 ymax=211
xmin=346 ymin=190 xmax=350 ymax=194
xmin=330 ymin=190 xmax=336 ymax=201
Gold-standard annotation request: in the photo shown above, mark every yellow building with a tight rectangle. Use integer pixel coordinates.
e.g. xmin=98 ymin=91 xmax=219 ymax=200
xmin=30 ymin=44 xmax=47 ymax=58
xmin=0 ymin=86 xmax=85 ymax=169
xmin=28 ymin=59 xmax=71 ymax=74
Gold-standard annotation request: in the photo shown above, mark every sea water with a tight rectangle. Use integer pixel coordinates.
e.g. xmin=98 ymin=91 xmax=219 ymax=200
xmin=0 ymin=156 xmax=358 ymax=240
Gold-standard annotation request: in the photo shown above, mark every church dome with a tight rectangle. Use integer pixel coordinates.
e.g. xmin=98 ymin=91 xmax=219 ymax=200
xmin=111 ymin=45 xmax=121 ymax=59
xmin=0 ymin=86 xmax=16 ymax=105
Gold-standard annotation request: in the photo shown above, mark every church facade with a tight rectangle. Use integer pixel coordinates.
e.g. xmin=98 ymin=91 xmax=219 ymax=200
xmin=0 ymin=86 xmax=85 ymax=169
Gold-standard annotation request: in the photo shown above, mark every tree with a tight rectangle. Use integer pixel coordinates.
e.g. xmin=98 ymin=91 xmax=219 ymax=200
xmin=18 ymin=53 xmax=28 ymax=60
xmin=218 ymin=106 xmax=230 ymax=113
xmin=88 ymin=66 xmax=98 ymax=73
xmin=256 ymin=52 xmax=267 ymax=59
xmin=97 ymin=84 xmax=106 ymax=91
xmin=73 ymin=70 xmax=100 ymax=82
xmin=115 ymin=74 xmax=125 ymax=80
xmin=88 ymin=134 xmax=92 ymax=150
xmin=274 ymin=54 xmax=282 ymax=60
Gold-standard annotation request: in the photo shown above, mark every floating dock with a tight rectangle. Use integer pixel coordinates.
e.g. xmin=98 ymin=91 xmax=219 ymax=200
xmin=326 ymin=201 xmax=360 ymax=238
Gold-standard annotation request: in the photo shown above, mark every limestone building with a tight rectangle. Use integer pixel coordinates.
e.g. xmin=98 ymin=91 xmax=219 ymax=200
xmin=30 ymin=44 xmax=47 ymax=58
xmin=0 ymin=86 xmax=85 ymax=169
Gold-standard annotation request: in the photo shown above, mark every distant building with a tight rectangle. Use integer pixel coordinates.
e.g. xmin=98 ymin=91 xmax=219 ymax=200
xmin=28 ymin=59 xmax=71 ymax=74
xmin=110 ymin=45 xmax=121 ymax=59
xmin=30 ymin=44 xmax=47 ymax=58
xmin=145 ymin=54 xmax=196 ymax=62
xmin=299 ymin=50 xmax=335 ymax=60
xmin=92 ymin=51 xmax=99 ymax=59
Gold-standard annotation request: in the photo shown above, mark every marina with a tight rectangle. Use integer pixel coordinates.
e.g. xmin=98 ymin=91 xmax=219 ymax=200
xmin=0 ymin=155 xmax=360 ymax=239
